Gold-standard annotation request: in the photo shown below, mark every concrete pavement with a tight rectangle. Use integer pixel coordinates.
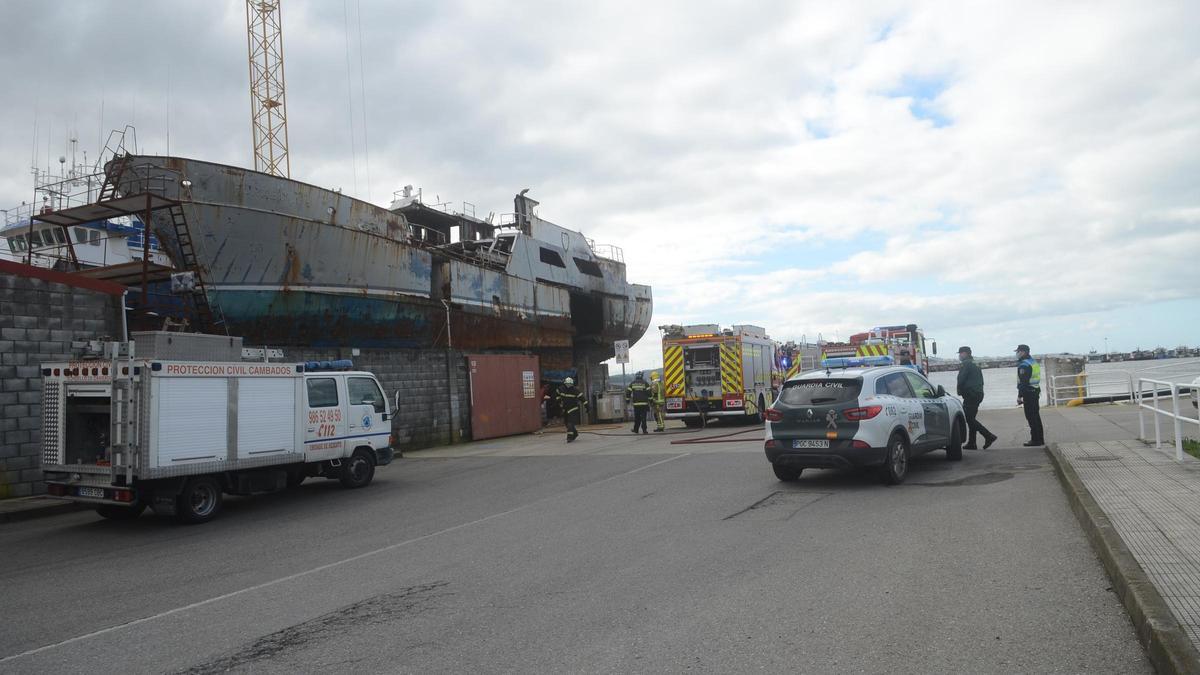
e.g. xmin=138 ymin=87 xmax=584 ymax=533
xmin=0 ymin=409 xmax=1152 ymax=673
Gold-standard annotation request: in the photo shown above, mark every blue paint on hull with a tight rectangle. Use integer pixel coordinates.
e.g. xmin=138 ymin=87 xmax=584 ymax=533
xmin=211 ymin=289 xmax=434 ymax=348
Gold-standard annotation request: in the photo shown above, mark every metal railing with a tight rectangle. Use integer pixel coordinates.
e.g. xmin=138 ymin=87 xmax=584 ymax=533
xmin=1048 ymin=370 xmax=1134 ymax=405
xmin=1136 ymin=377 xmax=1200 ymax=461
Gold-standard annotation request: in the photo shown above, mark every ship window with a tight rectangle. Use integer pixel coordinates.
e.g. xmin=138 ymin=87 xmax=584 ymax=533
xmin=28 ymin=230 xmax=43 ymax=247
xmin=539 ymin=247 xmax=566 ymax=268
xmin=49 ymin=228 xmax=66 ymax=244
xmin=307 ymin=378 xmax=339 ymax=408
xmin=572 ymin=257 xmax=603 ymax=277
xmin=7 ymin=236 xmax=24 ymax=252
xmin=74 ymin=227 xmax=88 ymax=243
xmin=89 ymin=231 xmax=101 ymax=246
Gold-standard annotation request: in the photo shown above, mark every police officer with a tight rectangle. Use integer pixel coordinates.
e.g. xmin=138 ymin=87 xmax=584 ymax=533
xmin=650 ymin=372 xmax=666 ymax=432
xmin=557 ymin=377 xmax=586 ymax=442
xmin=626 ymin=372 xmax=651 ymax=435
xmin=957 ymin=346 xmax=997 ymax=450
xmin=1015 ymin=344 xmax=1044 ymax=447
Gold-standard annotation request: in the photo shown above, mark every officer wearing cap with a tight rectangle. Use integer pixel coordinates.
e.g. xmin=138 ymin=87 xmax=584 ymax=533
xmin=1015 ymin=344 xmax=1044 ymax=446
xmin=957 ymin=346 xmax=997 ymax=449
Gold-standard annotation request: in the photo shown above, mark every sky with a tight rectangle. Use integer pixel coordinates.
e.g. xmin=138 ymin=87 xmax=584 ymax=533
xmin=1 ymin=1 xmax=1197 ymax=371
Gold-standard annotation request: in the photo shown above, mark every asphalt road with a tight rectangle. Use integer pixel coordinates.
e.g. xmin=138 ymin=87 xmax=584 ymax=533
xmin=0 ymin=412 xmax=1151 ymax=673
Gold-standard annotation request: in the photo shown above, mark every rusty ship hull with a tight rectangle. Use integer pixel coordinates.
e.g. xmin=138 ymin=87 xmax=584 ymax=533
xmin=109 ymin=156 xmax=651 ymax=364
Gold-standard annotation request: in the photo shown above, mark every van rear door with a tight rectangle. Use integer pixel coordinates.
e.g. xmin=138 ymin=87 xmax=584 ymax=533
xmin=304 ymin=376 xmax=346 ymax=461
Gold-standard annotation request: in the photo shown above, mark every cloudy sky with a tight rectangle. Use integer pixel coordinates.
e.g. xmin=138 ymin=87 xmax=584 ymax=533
xmin=2 ymin=1 xmax=1197 ymax=368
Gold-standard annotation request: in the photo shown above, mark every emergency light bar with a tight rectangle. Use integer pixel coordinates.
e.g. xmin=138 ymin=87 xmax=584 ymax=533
xmin=821 ymin=355 xmax=895 ymax=368
xmin=303 ymin=359 xmax=354 ymax=372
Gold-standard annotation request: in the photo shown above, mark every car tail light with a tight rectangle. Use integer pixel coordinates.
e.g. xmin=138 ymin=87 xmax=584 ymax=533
xmin=114 ymin=490 xmax=134 ymax=503
xmin=763 ymin=408 xmax=783 ymax=422
xmin=843 ymin=406 xmax=882 ymax=421
xmin=764 ymin=439 xmax=780 ymax=449
xmin=852 ymin=440 xmax=871 ymax=449
xmin=47 ymin=484 xmax=67 ymax=496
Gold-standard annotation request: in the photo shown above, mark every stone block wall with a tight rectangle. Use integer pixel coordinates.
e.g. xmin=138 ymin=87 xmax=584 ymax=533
xmin=0 ymin=265 xmax=124 ymax=498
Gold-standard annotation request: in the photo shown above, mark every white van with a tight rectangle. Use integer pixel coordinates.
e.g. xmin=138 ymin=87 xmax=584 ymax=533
xmin=40 ymin=350 xmax=394 ymax=524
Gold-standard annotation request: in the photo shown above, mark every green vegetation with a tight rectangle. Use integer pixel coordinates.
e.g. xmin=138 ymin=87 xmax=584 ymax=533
xmin=1185 ymin=438 xmax=1200 ymax=460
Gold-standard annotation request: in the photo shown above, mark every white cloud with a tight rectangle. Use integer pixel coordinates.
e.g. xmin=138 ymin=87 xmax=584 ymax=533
xmin=1 ymin=0 xmax=1196 ymax=367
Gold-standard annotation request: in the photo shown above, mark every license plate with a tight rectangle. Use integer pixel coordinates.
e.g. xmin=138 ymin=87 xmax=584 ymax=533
xmin=77 ymin=487 xmax=105 ymax=499
xmin=792 ymin=440 xmax=830 ymax=449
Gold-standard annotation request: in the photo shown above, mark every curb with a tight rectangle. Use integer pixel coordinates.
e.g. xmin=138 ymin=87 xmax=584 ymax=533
xmin=0 ymin=499 xmax=86 ymax=525
xmin=1046 ymin=443 xmax=1200 ymax=675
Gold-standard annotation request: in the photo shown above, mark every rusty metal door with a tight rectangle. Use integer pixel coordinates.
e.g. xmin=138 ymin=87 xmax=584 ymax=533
xmin=466 ymin=354 xmax=542 ymax=440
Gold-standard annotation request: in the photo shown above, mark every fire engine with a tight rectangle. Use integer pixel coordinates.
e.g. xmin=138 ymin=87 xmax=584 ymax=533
xmin=660 ymin=324 xmax=778 ymax=426
xmin=817 ymin=324 xmax=938 ymax=374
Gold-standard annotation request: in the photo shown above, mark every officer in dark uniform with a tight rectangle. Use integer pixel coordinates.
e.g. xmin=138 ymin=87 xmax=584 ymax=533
xmin=626 ymin=372 xmax=651 ymax=435
xmin=1015 ymin=344 xmax=1044 ymax=447
xmin=956 ymin=346 xmax=997 ymax=449
xmin=557 ymin=377 xmax=586 ymax=442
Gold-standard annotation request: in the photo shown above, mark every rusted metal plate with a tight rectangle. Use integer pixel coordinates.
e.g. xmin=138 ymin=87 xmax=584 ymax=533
xmin=466 ymin=354 xmax=542 ymax=441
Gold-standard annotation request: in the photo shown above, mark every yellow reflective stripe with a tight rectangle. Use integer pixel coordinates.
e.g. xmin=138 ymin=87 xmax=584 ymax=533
xmin=720 ymin=343 xmax=742 ymax=395
xmin=663 ymin=345 xmax=685 ymax=396
xmin=856 ymin=344 xmax=887 ymax=357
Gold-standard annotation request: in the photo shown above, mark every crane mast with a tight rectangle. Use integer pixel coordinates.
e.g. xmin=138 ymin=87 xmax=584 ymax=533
xmin=245 ymin=0 xmax=290 ymax=177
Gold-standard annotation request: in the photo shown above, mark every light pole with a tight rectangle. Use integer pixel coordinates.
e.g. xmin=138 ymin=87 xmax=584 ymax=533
xmin=1105 ymin=337 xmax=1109 ymax=356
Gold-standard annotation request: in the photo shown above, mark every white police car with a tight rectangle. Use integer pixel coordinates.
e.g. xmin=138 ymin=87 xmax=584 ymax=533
xmin=763 ymin=359 xmax=967 ymax=485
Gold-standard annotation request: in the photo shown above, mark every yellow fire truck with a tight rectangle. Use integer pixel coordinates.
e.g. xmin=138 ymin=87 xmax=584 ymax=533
xmin=818 ymin=324 xmax=938 ymax=373
xmin=660 ymin=324 xmax=778 ymax=427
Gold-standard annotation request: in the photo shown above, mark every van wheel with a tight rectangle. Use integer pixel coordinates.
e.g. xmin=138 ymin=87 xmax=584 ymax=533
xmin=96 ymin=503 xmax=146 ymax=520
xmin=773 ymin=464 xmax=802 ymax=482
xmin=881 ymin=433 xmax=910 ymax=485
xmin=340 ymin=448 xmax=376 ymax=489
xmin=946 ymin=418 xmax=964 ymax=461
xmin=286 ymin=466 xmax=306 ymax=488
xmin=176 ymin=476 xmax=223 ymax=524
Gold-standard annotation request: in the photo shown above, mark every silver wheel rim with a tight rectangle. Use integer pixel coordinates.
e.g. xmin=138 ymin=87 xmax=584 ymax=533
xmin=190 ymin=483 xmax=216 ymax=517
xmin=892 ymin=439 xmax=907 ymax=477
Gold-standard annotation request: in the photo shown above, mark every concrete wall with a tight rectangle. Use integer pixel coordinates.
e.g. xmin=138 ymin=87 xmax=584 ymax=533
xmin=0 ymin=267 xmax=124 ymax=498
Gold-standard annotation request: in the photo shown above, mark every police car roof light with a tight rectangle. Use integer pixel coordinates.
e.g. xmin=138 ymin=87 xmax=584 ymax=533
xmin=820 ymin=355 xmax=895 ymax=369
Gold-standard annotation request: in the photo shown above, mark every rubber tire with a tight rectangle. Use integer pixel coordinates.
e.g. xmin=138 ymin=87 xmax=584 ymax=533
xmin=175 ymin=476 xmax=223 ymax=524
xmin=945 ymin=418 xmax=964 ymax=461
xmin=95 ymin=502 xmax=146 ymax=520
xmin=747 ymin=395 xmax=765 ymax=425
xmin=339 ymin=448 xmax=376 ymax=489
xmin=881 ymin=433 xmax=910 ymax=485
xmin=683 ymin=418 xmax=703 ymax=429
xmin=286 ymin=466 xmax=306 ymax=488
xmin=772 ymin=464 xmax=802 ymax=482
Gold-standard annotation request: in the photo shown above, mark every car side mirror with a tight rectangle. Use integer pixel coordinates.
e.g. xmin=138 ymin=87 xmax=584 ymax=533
xmin=935 ymin=385 xmax=946 ymax=398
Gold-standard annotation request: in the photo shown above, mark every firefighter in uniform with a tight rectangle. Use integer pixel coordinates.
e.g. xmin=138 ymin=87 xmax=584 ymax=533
xmin=557 ymin=377 xmax=586 ymax=442
xmin=626 ymin=372 xmax=651 ymax=435
xmin=650 ymin=372 xmax=666 ymax=432
xmin=1015 ymin=344 xmax=1045 ymax=447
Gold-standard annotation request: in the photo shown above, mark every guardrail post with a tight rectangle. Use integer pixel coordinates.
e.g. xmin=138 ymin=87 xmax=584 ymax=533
xmin=1153 ymin=387 xmax=1162 ymax=449
xmin=1173 ymin=385 xmax=1184 ymax=461
xmin=1137 ymin=379 xmax=1145 ymax=440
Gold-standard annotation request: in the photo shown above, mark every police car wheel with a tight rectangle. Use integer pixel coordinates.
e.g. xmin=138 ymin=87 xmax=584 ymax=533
xmin=772 ymin=463 xmax=802 ymax=482
xmin=340 ymin=448 xmax=376 ymax=489
xmin=946 ymin=419 xmax=963 ymax=461
xmin=881 ymin=433 xmax=909 ymax=485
